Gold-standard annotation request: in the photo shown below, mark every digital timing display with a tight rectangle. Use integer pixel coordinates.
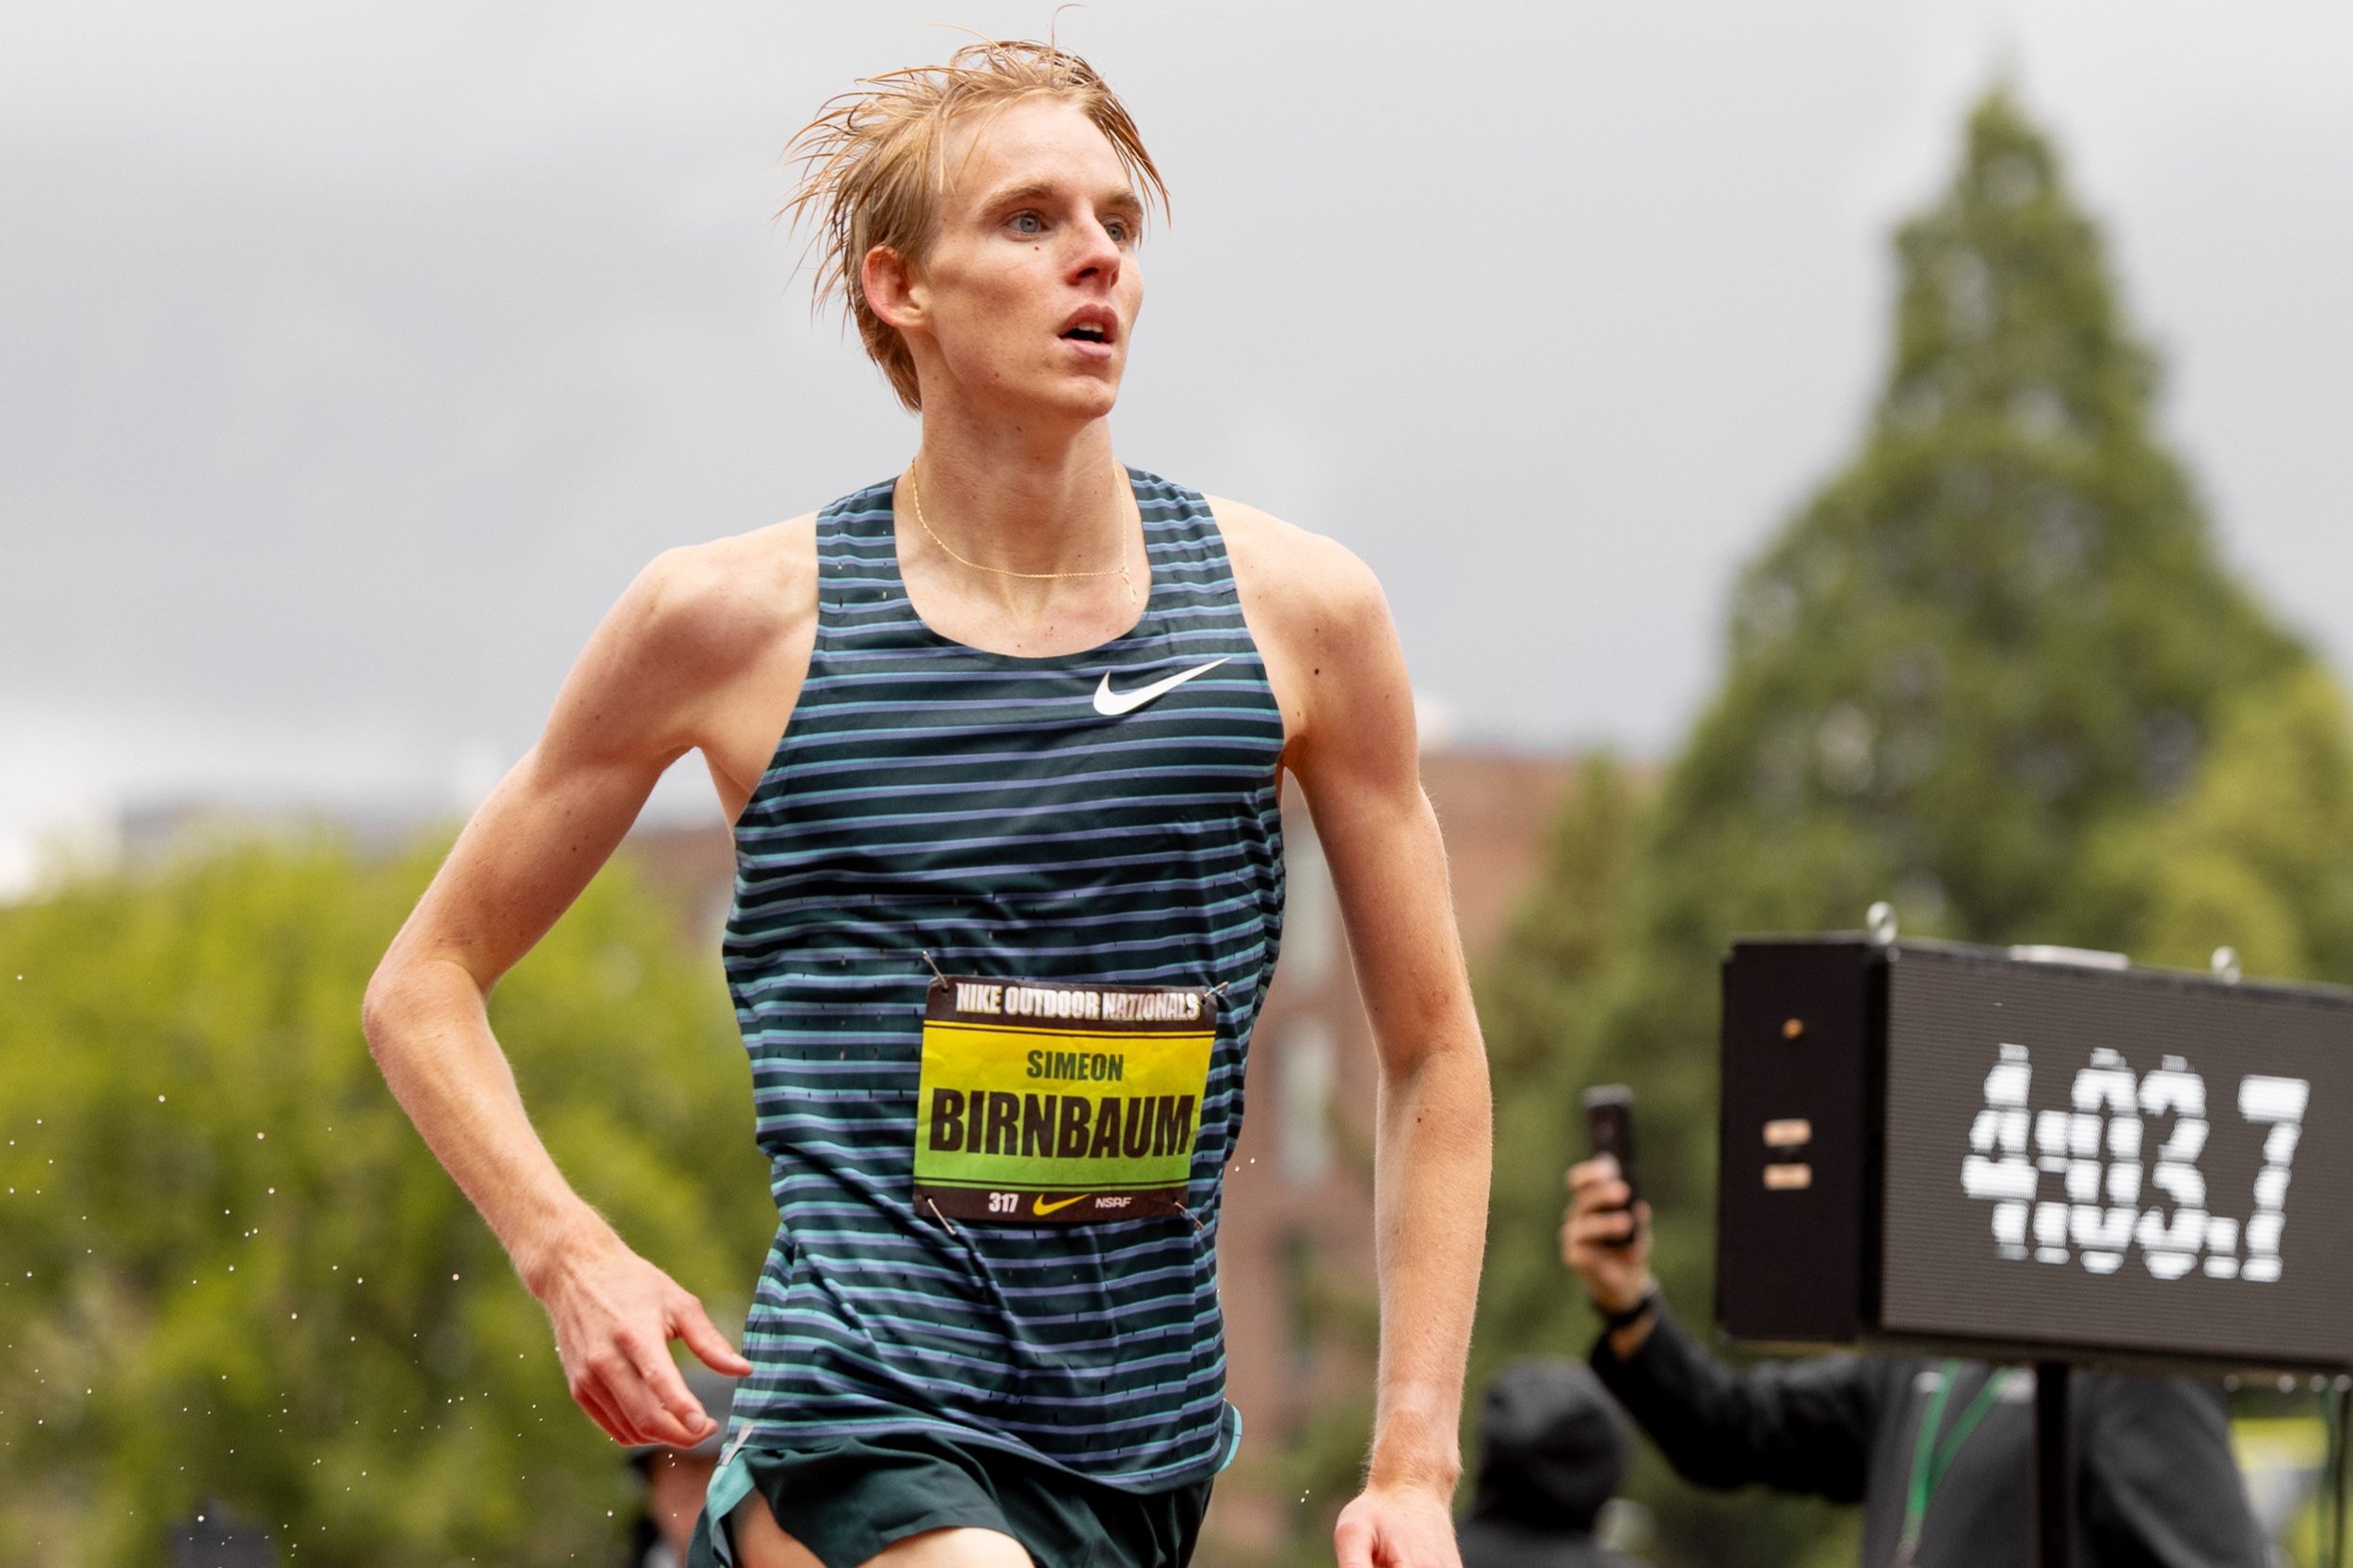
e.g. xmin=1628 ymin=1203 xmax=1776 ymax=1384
xmin=1877 ymin=946 xmax=2353 ymax=1368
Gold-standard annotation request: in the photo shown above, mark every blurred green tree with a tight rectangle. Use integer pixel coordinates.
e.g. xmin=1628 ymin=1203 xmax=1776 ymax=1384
xmin=2065 ymin=664 xmax=2353 ymax=983
xmin=0 ymin=834 xmax=773 ymax=1565
xmin=1470 ymin=87 xmax=2349 ymax=1568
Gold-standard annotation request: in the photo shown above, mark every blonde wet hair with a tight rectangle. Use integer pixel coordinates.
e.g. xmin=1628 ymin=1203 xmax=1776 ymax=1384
xmin=785 ymin=39 xmax=1169 ymax=411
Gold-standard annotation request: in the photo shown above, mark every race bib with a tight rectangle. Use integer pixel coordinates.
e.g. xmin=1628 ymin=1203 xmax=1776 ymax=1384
xmin=913 ymin=974 xmax=1216 ymax=1224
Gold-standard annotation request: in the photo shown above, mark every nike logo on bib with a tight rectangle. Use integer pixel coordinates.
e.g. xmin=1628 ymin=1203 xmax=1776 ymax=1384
xmin=1033 ymin=1193 xmax=1092 ymax=1216
xmin=1093 ymin=657 xmax=1230 ymax=717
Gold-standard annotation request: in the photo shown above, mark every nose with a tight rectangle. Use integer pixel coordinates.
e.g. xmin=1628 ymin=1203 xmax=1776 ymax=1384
xmin=1065 ymin=213 xmax=1122 ymax=285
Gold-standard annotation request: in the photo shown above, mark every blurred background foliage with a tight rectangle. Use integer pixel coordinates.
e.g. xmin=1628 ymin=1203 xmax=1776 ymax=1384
xmin=0 ymin=837 xmax=772 ymax=1564
xmin=1467 ymin=88 xmax=2353 ymax=1568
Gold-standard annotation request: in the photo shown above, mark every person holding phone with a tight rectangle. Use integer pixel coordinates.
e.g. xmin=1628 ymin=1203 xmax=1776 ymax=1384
xmin=1561 ymin=1106 xmax=2264 ymax=1568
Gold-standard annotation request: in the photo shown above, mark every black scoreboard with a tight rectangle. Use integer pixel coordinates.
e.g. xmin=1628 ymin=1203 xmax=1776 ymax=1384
xmin=1717 ymin=936 xmax=2353 ymax=1373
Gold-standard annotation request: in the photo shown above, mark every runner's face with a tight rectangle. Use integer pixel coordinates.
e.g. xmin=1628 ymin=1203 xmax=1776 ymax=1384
xmin=914 ymin=99 xmax=1144 ymax=421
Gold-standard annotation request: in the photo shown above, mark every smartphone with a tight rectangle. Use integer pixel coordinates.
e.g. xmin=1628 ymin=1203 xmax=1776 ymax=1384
xmin=1581 ymin=1084 xmax=1638 ymax=1245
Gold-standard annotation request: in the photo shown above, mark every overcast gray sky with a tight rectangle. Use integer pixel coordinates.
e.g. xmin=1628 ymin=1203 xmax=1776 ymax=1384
xmin=4 ymin=1 xmax=2350 ymax=890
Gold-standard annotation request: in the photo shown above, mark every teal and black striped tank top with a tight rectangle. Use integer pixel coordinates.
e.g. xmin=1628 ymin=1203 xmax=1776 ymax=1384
xmin=721 ymin=468 xmax=1287 ymax=1489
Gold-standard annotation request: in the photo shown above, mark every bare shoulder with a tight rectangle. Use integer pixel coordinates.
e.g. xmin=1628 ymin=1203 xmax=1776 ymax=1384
xmin=1206 ymin=495 xmax=1388 ymax=639
xmin=1206 ymin=496 xmax=1404 ymax=763
xmin=618 ymin=513 xmax=819 ymax=676
xmin=545 ymin=512 xmax=819 ymax=780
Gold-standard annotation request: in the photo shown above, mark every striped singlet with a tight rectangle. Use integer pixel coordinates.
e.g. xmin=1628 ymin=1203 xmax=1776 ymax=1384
xmin=720 ymin=468 xmax=1287 ymax=1491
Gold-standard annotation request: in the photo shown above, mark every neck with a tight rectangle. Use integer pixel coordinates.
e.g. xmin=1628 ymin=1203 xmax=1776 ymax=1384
xmin=909 ymin=400 xmax=1129 ymax=578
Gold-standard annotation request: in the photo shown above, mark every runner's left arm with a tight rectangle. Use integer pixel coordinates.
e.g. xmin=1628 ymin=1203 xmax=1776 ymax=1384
xmin=1277 ymin=536 xmax=1494 ymax=1568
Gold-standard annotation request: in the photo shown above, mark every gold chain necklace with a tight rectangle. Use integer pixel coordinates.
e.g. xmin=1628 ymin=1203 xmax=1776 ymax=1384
xmin=907 ymin=465 xmax=1136 ymax=605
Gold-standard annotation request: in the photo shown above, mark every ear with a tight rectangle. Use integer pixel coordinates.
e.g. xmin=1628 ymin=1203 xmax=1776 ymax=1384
xmin=861 ymin=245 xmax=924 ymax=333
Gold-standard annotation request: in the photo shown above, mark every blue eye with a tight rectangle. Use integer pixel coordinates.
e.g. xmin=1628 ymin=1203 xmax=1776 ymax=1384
xmin=1011 ymin=212 xmax=1043 ymax=236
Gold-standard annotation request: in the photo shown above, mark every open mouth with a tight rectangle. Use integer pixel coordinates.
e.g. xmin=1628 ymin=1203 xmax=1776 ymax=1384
xmin=1058 ymin=309 xmax=1117 ymax=347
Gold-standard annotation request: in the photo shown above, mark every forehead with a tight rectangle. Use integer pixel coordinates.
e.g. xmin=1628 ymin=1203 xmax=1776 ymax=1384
xmin=939 ymin=97 xmax=1131 ymax=210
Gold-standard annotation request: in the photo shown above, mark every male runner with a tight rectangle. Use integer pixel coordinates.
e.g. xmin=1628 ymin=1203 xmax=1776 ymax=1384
xmin=363 ymin=40 xmax=1491 ymax=1568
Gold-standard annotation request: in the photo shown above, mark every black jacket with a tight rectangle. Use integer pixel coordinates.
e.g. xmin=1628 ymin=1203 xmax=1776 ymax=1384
xmin=1591 ymin=1304 xmax=2264 ymax=1568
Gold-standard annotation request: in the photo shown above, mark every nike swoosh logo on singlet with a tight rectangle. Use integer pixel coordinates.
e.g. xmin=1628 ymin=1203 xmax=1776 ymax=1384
xmin=1093 ymin=657 xmax=1230 ymax=717
xmin=1034 ymin=1193 xmax=1092 ymax=1215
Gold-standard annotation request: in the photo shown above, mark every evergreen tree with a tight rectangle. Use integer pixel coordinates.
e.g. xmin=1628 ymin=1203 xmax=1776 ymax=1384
xmin=1473 ymin=88 xmax=2339 ymax=1568
xmin=1673 ymin=86 xmax=2302 ymax=957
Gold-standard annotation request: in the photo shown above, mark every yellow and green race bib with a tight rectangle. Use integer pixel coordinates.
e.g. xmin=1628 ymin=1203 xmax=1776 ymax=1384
xmin=913 ymin=974 xmax=1216 ymax=1224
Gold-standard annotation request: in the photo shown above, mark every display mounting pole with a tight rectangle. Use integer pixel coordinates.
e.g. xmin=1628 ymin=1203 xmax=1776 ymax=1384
xmin=2034 ymin=1361 xmax=2072 ymax=1568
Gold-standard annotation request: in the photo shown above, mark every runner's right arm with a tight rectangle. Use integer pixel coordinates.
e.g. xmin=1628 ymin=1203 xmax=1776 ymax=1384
xmin=362 ymin=535 xmax=809 ymax=1448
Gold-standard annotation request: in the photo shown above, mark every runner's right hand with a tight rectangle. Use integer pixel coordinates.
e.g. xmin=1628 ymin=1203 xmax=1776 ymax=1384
xmin=1560 ymin=1156 xmax=1655 ymax=1317
xmin=532 ymin=1228 xmax=754 ymax=1448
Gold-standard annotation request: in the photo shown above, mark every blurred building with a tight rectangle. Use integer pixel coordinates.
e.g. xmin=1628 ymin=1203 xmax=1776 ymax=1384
xmin=115 ymin=797 xmax=443 ymax=871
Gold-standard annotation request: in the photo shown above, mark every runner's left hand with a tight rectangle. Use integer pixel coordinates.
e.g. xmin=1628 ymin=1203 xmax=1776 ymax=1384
xmin=1333 ymin=1483 xmax=1461 ymax=1568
